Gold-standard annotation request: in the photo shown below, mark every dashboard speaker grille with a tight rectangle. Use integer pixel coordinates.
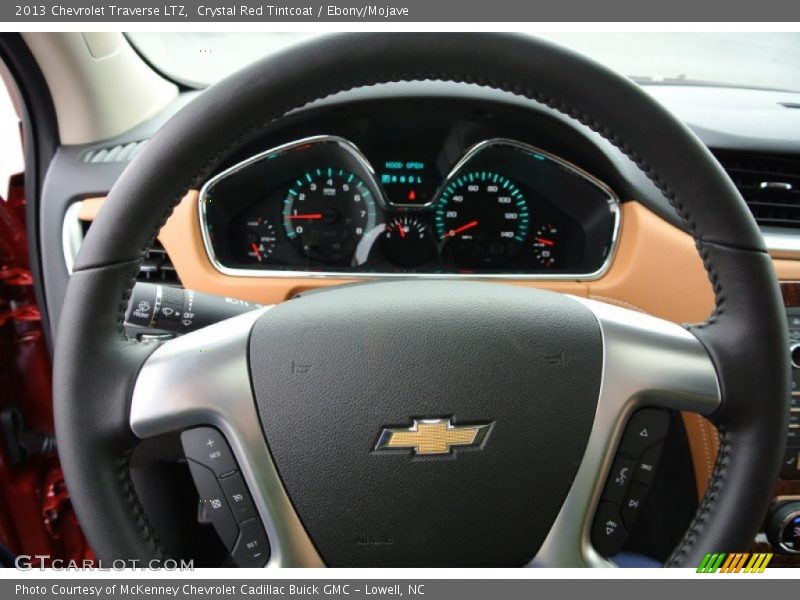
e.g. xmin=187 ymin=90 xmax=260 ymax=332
xmin=82 ymin=140 xmax=147 ymax=164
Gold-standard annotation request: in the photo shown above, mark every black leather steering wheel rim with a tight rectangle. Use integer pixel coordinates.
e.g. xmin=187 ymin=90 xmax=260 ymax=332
xmin=53 ymin=32 xmax=790 ymax=567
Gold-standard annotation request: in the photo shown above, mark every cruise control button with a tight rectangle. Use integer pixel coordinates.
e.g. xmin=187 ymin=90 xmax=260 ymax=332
xmin=220 ymin=472 xmax=257 ymax=522
xmin=187 ymin=459 xmax=239 ymax=549
xmin=632 ymin=442 xmax=664 ymax=486
xmin=182 ymin=427 xmax=237 ymax=477
xmin=591 ymin=502 xmax=628 ymax=557
xmin=619 ymin=409 xmax=669 ymax=458
xmin=602 ymin=455 xmax=636 ymax=505
xmin=621 ymin=484 xmax=650 ymax=530
xmin=232 ymin=518 xmax=270 ymax=567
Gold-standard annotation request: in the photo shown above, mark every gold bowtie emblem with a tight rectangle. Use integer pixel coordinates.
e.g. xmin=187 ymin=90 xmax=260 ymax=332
xmin=374 ymin=418 xmax=493 ymax=455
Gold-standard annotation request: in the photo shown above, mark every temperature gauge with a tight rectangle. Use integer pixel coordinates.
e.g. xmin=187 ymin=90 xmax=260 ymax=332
xmin=380 ymin=216 xmax=435 ymax=267
xmin=532 ymin=223 xmax=559 ymax=268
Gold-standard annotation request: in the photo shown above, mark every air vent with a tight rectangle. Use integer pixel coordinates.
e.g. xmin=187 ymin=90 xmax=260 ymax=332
xmin=137 ymin=241 xmax=182 ymax=286
xmin=83 ymin=140 xmax=147 ymax=164
xmin=76 ymin=220 xmax=180 ymax=286
xmin=714 ymin=150 xmax=800 ymax=228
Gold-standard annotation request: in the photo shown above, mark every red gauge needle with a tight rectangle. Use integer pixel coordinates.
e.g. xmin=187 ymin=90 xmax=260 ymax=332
xmin=443 ymin=220 xmax=479 ymax=239
xmin=250 ymin=242 xmax=262 ymax=260
xmin=285 ymin=213 xmax=323 ymax=220
xmin=396 ymin=222 xmax=406 ymax=238
xmin=535 ymin=237 xmax=555 ymax=247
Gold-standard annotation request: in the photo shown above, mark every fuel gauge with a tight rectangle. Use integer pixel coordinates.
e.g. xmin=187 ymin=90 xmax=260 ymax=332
xmin=243 ymin=217 xmax=278 ymax=264
xmin=380 ymin=216 xmax=435 ymax=267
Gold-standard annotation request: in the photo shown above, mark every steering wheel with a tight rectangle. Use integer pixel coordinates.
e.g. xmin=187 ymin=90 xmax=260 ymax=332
xmin=53 ymin=33 xmax=790 ymax=567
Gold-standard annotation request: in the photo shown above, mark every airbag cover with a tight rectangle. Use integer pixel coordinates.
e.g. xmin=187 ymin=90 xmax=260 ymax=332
xmin=249 ymin=280 xmax=602 ymax=566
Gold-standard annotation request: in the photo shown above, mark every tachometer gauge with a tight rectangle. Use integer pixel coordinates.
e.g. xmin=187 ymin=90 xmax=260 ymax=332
xmin=532 ymin=223 xmax=559 ymax=268
xmin=243 ymin=217 xmax=277 ymax=264
xmin=380 ymin=216 xmax=436 ymax=267
xmin=283 ymin=167 xmax=377 ymax=263
xmin=434 ymin=171 xmax=530 ymax=267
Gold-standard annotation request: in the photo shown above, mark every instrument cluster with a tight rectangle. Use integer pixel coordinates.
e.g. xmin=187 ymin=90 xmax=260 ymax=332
xmin=200 ymin=136 xmax=620 ymax=278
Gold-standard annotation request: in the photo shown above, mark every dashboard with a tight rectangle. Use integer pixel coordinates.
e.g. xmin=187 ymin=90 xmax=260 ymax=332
xmin=47 ymin=83 xmax=800 ymax=334
xmin=200 ymin=131 xmax=619 ymax=279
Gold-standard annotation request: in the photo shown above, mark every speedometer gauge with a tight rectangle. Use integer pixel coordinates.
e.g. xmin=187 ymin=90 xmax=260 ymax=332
xmin=434 ymin=171 xmax=530 ymax=267
xmin=283 ymin=167 xmax=377 ymax=264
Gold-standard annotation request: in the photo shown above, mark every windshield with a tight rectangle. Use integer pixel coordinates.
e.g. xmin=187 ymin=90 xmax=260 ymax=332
xmin=127 ymin=32 xmax=800 ymax=93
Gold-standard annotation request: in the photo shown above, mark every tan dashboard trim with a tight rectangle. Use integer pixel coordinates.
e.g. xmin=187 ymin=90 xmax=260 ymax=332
xmin=587 ymin=201 xmax=716 ymax=323
xmin=78 ymin=193 xmax=799 ymax=500
xmin=77 ymin=196 xmax=105 ymax=222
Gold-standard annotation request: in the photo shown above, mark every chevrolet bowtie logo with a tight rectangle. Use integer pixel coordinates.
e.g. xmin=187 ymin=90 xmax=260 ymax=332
xmin=374 ymin=418 xmax=493 ymax=456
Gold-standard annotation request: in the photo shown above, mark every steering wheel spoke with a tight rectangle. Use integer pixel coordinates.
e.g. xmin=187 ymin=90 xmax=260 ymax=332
xmin=532 ymin=298 xmax=721 ymax=567
xmin=577 ymin=297 xmax=722 ymax=415
xmin=129 ymin=308 xmax=323 ymax=567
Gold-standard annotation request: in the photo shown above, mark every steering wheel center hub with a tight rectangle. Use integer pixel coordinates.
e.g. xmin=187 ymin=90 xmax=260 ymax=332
xmin=248 ymin=281 xmax=602 ymax=566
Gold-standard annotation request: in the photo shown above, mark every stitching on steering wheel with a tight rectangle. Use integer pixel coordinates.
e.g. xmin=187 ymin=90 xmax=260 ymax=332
xmin=664 ymin=426 xmax=729 ymax=566
xmin=118 ymin=451 xmax=170 ymax=560
xmin=90 ymin=73 xmax=743 ymax=565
